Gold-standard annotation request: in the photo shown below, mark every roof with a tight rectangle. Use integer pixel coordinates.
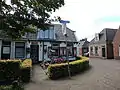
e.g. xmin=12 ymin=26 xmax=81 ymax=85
xmin=0 ymin=24 xmax=77 ymax=42
xmin=89 ymin=28 xmax=117 ymax=45
xmin=78 ymin=39 xmax=89 ymax=48
xmin=54 ymin=24 xmax=77 ymax=42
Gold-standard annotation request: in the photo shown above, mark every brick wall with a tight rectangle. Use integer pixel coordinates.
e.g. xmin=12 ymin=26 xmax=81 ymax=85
xmin=113 ymin=28 xmax=120 ymax=59
xmin=106 ymin=43 xmax=114 ymax=59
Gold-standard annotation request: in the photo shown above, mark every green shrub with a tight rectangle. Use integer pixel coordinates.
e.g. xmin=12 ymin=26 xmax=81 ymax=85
xmin=0 ymin=85 xmax=13 ymax=90
xmin=76 ymin=56 xmax=81 ymax=60
xmin=20 ymin=59 xmax=32 ymax=83
xmin=0 ymin=60 xmax=21 ymax=81
xmin=48 ymin=57 xmax=89 ymax=79
xmin=0 ymin=59 xmax=32 ymax=83
xmin=0 ymin=85 xmax=24 ymax=90
xmin=20 ymin=67 xmax=31 ymax=83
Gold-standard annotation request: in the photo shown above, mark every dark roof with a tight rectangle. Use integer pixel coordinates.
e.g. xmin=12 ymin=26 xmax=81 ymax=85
xmin=106 ymin=28 xmax=117 ymax=41
xmin=78 ymin=39 xmax=89 ymax=48
xmin=89 ymin=28 xmax=117 ymax=45
xmin=83 ymin=41 xmax=89 ymax=47
xmin=53 ymin=24 xmax=77 ymax=42
xmin=0 ymin=24 xmax=77 ymax=42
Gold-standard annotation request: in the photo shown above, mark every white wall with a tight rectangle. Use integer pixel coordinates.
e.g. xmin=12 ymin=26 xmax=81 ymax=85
xmin=38 ymin=42 xmax=43 ymax=61
xmin=74 ymin=43 xmax=79 ymax=57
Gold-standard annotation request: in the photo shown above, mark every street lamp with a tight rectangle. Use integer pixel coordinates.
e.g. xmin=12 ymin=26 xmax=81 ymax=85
xmin=60 ymin=20 xmax=71 ymax=78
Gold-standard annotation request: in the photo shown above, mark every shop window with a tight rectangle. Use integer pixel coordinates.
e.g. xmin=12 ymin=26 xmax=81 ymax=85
xmin=15 ymin=42 xmax=25 ymax=58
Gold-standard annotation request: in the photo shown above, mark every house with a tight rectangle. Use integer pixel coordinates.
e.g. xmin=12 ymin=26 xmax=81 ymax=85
xmin=0 ymin=24 xmax=78 ymax=63
xmin=77 ymin=38 xmax=89 ymax=56
xmin=113 ymin=26 xmax=120 ymax=59
xmin=89 ymin=28 xmax=117 ymax=59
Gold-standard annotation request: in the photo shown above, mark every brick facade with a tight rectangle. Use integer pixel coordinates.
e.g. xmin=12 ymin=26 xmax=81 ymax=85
xmin=113 ymin=28 xmax=120 ymax=59
xmin=106 ymin=43 xmax=114 ymax=59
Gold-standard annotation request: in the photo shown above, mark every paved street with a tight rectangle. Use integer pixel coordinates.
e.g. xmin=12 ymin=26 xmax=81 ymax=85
xmin=25 ymin=58 xmax=120 ymax=90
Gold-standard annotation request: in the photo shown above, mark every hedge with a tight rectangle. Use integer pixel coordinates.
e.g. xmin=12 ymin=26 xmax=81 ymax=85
xmin=0 ymin=60 xmax=21 ymax=82
xmin=48 ymin=57 xmax=89 ymax=79
xmin=0 ymin=85 xmax=13 ymax=90
xmin=0 ymin=85 xmax=24 ymax=90
xmin=20 ymin=59 xmax=32 ymax=83
xmin=0 ymin=59 xmax=32 ymax=84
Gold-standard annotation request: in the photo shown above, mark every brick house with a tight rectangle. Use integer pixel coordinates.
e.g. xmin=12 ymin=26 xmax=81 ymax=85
xmin=77 ymin=38 xmax=89 ymax=56
xmin=0 ymin=24 xmax=78 ymax=63
xmin=113 ymin=27 xmax=120 ymax=59
xmin=89 ymin=28 xmax=117 ymax=59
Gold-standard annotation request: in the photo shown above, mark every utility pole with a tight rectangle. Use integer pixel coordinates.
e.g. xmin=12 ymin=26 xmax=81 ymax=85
xmin=60 ymin=20 xmax=71 ymax=78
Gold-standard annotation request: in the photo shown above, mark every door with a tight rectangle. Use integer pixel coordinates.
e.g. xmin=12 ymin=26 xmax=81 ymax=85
xmin=30 ymin=45 xmax=39 ymax=64
xmin=119 ymin=45 xmax=120 ymax=56
xmin=102 ymin=47 xmax=106 ymax=57
xmin=1 ymin=41 xmax=11 ymax=59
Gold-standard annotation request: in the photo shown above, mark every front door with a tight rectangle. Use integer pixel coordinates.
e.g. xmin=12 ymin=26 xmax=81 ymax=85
xmin=30 ymin=45 xmax=39 ymax=64
xmin=102 ymin=47 xmax=106 ymax=57
xmin=1 ymin=41 xmax=11 ymax=59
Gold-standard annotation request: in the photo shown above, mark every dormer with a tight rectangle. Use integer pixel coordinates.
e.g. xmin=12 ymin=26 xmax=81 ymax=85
xmin=37 ymin=25 xmax=56 ymax=40
xmin=95 ymin=33 xmax=100 ymax=41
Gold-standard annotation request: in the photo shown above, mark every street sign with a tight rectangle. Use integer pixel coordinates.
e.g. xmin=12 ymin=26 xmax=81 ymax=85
xmin=59 ymin=20 xmax=70 ymax=24
xmin=60 ymin=20 xmax=70 ymax=35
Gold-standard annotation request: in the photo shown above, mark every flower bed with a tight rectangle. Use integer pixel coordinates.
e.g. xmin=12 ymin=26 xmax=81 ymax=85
xmin=52 ymin=58 xmax=66 ymax=64
xmin=48 ymin=57 xmax=89 ymax=79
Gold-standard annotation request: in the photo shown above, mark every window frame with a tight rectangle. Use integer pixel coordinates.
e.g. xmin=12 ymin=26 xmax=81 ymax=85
xmin=15 ymin=42 xmax=25 ymax=59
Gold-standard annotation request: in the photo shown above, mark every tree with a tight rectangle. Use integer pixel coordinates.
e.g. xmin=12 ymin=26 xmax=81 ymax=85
xmin=0 ymin=0 xmax=64 ymax=39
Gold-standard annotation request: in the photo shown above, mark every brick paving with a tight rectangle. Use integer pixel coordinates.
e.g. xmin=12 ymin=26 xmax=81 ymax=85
xmin=25 ymin=58 xmax=120 ymax=90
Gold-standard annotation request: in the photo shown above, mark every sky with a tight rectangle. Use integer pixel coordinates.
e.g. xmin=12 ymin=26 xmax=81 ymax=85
xmin=51 ymin=0 xmax=120 ymax=41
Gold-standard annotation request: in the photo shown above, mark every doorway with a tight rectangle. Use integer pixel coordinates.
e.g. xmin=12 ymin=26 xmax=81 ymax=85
xmin=102 ymin=47 xmax=106 ymax=57
xmin=30 ymin=45 xmax=39 ymax=64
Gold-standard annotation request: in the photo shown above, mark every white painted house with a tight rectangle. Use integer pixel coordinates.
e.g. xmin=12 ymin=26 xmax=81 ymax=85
xmin=0 ymin=24 xmax=78 ymax=63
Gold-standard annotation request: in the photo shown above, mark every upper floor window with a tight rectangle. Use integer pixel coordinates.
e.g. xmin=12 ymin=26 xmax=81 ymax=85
xmin=37 ymin=26 xmax=55 ymax=39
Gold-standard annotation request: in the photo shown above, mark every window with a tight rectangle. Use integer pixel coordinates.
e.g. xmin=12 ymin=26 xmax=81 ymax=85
xmin=95 ymin=46 xmax=98 ymax=56
xmin=67 ymin=47 xmax=73 ymax=56
xmin=15 ymin=42 xmax=25 ymax=58
xmin=37 ymin=30 xmax=44 ymax=39
xmin=90 ymin=47 xmax=93 ymax=55
xmin=1 ymin=41 xmax=11 ymax=59
xmin=51 ymin=48 xmax=59 ymax=56
xmin=2 ymin=41 xmax=11 ymax=54
xmin=83 ymin=49 xmax=87 ymax=53
xmin=44 ymin=30 xmax=49 ymax=38
xmin=37 ymin=26 xmax=55 ymax=39
xmin=60 ymin=47 xmax=64 ymax=56
xmin=73 ymin=47 xmax=77 ymax=56
xmin=49 ymin=29 xmax=54 ymax=39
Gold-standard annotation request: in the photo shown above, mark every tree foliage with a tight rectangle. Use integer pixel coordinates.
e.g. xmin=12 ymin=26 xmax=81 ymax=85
xmin=0 ymin=0 xmax=64 ymax=39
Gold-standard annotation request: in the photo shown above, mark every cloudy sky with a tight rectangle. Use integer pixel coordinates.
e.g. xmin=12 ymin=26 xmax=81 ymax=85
xmin=51 ymin=0 xmax=120 ymax=41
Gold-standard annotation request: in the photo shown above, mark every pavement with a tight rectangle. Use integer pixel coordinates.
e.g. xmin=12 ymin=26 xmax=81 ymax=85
xmin=25 ymin=58 xmax=120 ymax=90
